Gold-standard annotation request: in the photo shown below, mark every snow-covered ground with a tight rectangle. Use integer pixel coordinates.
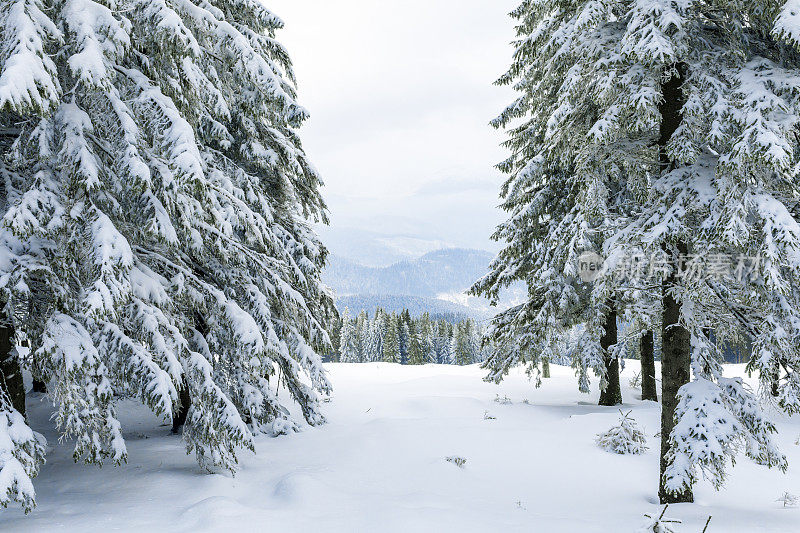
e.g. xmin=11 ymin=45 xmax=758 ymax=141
xmin=2 ymin=362 xmax=799 ymax=532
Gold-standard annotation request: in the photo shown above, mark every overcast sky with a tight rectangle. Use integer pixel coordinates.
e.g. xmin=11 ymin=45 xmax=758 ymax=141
xmin=269 ymin=0 xmax=519 ymax=256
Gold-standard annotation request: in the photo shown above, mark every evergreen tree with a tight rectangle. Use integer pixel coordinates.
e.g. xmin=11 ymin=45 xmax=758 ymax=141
xmin=420 ymin=314 xmax=437 ymax=364
xmin=452 ymin=322 xmax=472 ymax=366
xmin=339 ymin=309 xmax=359 ymax=363
xmin=478 ymin=0 xmax=798 ymax=503
xmin=0 ymin=0 xmax=335 ymax=507
xmin=407 ymin=319 xmax=424 ymax=365
xmin=327 ymin=312 xmax=343 ymax=362
xmin=381 ymin=314 xmax=400 ymax=363
xmin=435 ymin=321 xmax=452 ymax=364
xmin=398 ymin=314 xmax=411 ymax=365
xmin=366 ymin=308 xmax=386 ymax=362
xmin=355 ymin=310 xmax=369 ymax=363
xmin=465 ymin=319 xmax=484 ymax=365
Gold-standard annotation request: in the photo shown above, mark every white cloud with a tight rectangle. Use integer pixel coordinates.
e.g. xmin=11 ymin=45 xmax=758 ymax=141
xmin=268 ymin=0 xmax=518 ymax=254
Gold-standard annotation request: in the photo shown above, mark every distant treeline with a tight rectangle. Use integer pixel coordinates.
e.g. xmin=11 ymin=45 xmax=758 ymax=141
xmin=328 ymin=308 xmax=490 ymax=365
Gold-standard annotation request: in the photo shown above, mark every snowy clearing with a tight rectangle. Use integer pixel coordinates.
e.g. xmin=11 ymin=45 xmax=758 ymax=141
xmin=1 ymin=361 xmax=799 ymax=532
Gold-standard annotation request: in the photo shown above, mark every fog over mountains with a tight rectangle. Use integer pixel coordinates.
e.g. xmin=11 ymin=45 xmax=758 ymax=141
xmin=322 ymin=248 xmax=524 ymax=319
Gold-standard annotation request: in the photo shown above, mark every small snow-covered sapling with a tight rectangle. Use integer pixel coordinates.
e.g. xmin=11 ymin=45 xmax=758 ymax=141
xmin=776 ymin=491 xmax=799 ymax=508
xmin=596 ymin=410 xmax=648 ymax=455
xmin=639 ymin=505 xmax=681 ymax=533
xmin=494 ymin=394 xmax=512 ymax=405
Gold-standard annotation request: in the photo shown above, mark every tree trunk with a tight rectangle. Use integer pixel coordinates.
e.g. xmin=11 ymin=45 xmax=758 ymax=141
xmin=658 ymin=63 xmax=693 ymax=504
xmin=171 ymin=377 xmax=191 ymax=434
xmin=32 ymin=379 xmax=47 ymax=394
xmin=599 ymin=304 xmax=622 ymax=406
xmin=640 ymin=330 xmax=658 ymax=401
xmin=770 ymin=358 xmax=780 ymax=397
xmin=173 ymin=311 xmax=210 ymax=433
xmin=0 ymin=312 xmax=26 ymax=417
xmin=542 ymin=358 xmax=551 ymax=378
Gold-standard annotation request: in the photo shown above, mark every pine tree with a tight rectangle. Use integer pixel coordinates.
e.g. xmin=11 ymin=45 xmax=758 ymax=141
xmin=327 ymin=312 xmax=343 ymax=362
xmin=339 ymin=309 xmax=359 ymax=363
xmin=479 ymin=0 xmax=798 ymax=503
xmin=452 ymin=322 xmax=472 ymax=366
xmin=471 ymin=0 xmax=623 ymax=400
xmin=398 ymin=316 xmax=411 ymax=365
xmin=407 ymin=319 xmax=424 ymax=366
xmin=355 ymin=310 xmax=369 ymax=363
xmin=596 ymin=410 xmax=648 ymax=455
xmin=366 ymin=308 xmax=386 ymax=362
xmin=0 ymin=388 xmax=45 ymax=513
xmin=436 ymin=320 xmax=453 ymax=364
xmin=0 ymin=0 xmax=335 ymax=507
xmin=420 ymin=314 xmax=437 ymax=364
xmin=381 ymin=314 xmax=400 ymax=363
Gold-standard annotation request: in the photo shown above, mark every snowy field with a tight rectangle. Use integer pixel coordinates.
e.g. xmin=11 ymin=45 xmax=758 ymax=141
xmin=1 ymin=362 xmax=799 ymax=532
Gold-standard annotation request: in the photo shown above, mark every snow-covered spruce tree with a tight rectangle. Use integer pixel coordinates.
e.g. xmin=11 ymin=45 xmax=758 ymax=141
xmin=407 ymin=324 xmax=424 ymax=366
xmin=355 ymin=310 xmax=369 ymax=363
xmin=479 ymin=0 xmax=798 ymax=504
xmin=420 ymin=314 xmax=437 ymax=364
xmin=609 ymin=1 xmax=799 ymax=503
xmin=338 ymin=308 xmax=359 ymax=363
xmin=596 ymin=410 xmax=648 ymax=455
xmin=381 ymin=314 xmax=400 ymax=363
xmin=471 ymin=0 xmax=626 ymax=405
xmin=366 ymin=308 xmax=386 ymax=363
xmin=436 ymin=321 xmax=453 ymax=364
xmin=0 ymin=387 xmax=45 ymax=513
xmin=0 ymin=0 xmax=336 ymax=507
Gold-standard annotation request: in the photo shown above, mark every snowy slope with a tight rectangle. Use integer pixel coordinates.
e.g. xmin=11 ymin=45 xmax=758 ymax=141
xmin=2 ymin=362 xmax=799 ymax=532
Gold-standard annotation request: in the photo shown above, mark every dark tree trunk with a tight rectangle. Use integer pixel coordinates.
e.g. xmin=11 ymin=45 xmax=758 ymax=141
xmin=32 ymin=379 xmax=47 ymax=394
xmin=770 ymin=359 xmax=781 ymax=397
xmin=640 ymin=330 xmax=658 ymax=401
xmin=173 ymin=311 xmax=211 ymax=433
xmin=542 ymin=358 xmax=551 ymax=378
xmin=171 ymin=377 xmax=191 ymax=434
xmin=599 ymin=304 xmax=622 ymax=406
xmin=0 ymin=313 xmax=26 ymax=417
xmin=658 ymin=63 xmax=693 ymax=504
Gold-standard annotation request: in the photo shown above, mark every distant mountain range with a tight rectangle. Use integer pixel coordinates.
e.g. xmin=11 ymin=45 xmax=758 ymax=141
xmin=315 ymin=226 xmax=458 ymax=267
xmin=322 ymin=248 xmax=524 ymax=319
xmin=324 ymin=248 xmax=493 ymax=296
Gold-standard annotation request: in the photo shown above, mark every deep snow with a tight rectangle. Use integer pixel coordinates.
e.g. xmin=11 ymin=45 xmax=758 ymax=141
xmin=1 ymin=361 xmax=799 ymax=532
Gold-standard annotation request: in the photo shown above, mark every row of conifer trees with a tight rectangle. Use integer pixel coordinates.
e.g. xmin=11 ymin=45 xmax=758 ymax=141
xmin=329 ymin=308 xmax=489 ymax=366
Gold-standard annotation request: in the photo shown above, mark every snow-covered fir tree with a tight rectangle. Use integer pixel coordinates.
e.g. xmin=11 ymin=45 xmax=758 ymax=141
xmin=0 ymin=0 xmax=336 ymax=509
xmin=398 ymin=309 xmax=412 ymax=365
xmin=436 ymin=321 xmax=454 ymax=364
xmin=596 ymin=410 xmax=648 ymax=455
xmin=420 ymin=314 xmax=437 ymax=364
xmin=476 ymin=0 xmax=800 ymax=503
xmin=0 ymin=388 xmax=45 ymax=512
xmin=330 ymin=309 xmax=488 ymax=366
xmin=407 ymin=321 xmax=424 ymax=366
xmin=381 ymin=314 xmax=400 ymax=364
xmin=355 ymin=310 xmax=369 ymax=361
xmin=365 ymin=308 xmax=386 ymax=362
xmin=339 ymin=309 xmax=359 ymax=363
